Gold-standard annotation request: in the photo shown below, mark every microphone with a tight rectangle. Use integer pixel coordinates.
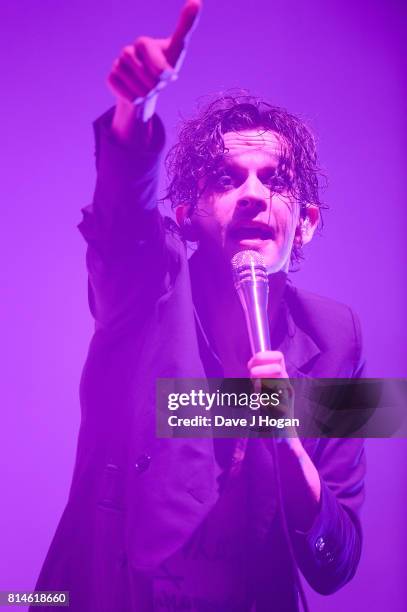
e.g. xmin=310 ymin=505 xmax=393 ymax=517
xmin=232 ymin=250 xmax=309 ymax=612
xmin=231 ymin=250 xmax=271 ymax=354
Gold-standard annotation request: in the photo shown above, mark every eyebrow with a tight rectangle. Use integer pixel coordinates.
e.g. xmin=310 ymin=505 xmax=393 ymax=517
xmin=217 ymin=156 xmax=281 ymax=171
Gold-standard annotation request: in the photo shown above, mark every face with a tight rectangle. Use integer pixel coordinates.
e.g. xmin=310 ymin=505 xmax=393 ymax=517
xmin=188 ymin=129 xmax=304 ymax=273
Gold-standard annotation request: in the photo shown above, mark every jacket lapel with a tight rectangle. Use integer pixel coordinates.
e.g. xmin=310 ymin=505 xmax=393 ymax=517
xmin=278 ymin=288 xmax=321 ymax=378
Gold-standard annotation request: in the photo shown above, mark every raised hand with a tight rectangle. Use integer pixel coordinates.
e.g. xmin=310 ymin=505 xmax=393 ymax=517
xmin=108 ymin=0 xmax=202 ymax=104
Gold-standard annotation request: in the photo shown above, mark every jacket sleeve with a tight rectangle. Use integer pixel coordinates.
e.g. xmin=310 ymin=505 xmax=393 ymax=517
xmin=292 ymin=437 xmax=366 ymax=595
xmin=78 ymin=107 xmax=174 ymax=329
xmin=292 ymin=308 xmax=366 ymax=594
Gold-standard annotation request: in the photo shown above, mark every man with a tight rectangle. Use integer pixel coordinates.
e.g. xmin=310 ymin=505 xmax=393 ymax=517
xmin=32 ymin=1 xmax=365 ymax=610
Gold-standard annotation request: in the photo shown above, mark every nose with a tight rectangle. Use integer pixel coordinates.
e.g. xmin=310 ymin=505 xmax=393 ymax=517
xmin=236 ymin=174 xmax=268 ymax=214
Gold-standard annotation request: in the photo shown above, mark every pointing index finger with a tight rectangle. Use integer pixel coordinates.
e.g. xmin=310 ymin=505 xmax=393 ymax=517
xmin=167 ymin=0 xmax=202 ymax=64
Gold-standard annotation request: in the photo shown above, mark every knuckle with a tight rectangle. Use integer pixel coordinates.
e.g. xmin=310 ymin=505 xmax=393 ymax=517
xmin=122 ymin=45 xmax=135 ymax=60
xmin=135 ymin=35 xmax=150 ymax=50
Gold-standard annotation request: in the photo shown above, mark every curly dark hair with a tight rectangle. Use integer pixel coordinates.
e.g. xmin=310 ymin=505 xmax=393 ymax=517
xmin=165 ymin=92 xmax=327 ymax=264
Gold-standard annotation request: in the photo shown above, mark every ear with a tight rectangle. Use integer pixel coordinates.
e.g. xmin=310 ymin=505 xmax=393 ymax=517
xmin=175 ymin=204 xmax=199 ymax=242
xmin=295 ymin=204 xmax=320 ymax=247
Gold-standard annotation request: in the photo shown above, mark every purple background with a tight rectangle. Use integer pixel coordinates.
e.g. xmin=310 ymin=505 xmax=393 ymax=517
xmin=1 ymin=0 xmax=406 ymax=609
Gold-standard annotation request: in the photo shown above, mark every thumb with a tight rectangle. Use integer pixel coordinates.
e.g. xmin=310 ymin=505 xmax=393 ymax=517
xmin=166 ymin=0 xmax=202 ymax=66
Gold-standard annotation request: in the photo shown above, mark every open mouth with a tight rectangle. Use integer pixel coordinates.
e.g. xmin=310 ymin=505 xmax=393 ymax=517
xmin=228 ymin=223 xmax=275 ymax=242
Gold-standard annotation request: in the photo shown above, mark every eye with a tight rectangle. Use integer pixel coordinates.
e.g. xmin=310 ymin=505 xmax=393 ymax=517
xmin=265 ymin=172 xmax=292 ymax=193
xmin=210 ymin=171 xmax=236 ymax=191
xmin=217 ymin=174 xmax=234 ymax=188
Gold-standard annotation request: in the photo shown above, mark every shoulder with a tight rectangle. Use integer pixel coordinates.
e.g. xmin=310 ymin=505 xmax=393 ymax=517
xmin=285 ymin=284 xmax=363 ymax=374
xmin=287 ymin=285 xmax=360 ymax=336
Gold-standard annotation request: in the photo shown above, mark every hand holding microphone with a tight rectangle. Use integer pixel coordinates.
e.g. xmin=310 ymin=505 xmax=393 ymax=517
xmin=231 ymin=250 xmax=296 ymax=438
xmin=231 ymin=249 xmax=289 ymax=378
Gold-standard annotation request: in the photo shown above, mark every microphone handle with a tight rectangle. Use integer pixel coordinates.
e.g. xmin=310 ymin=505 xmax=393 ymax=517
xmin=235 ymin=278 xmax=271 ymax=354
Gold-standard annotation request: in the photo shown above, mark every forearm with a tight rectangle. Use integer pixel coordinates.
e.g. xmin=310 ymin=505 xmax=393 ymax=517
xmin=111 ymin=98 xmax=154 ymax=146
xmin=277 ymin=438 xmax=321 ymax=533
xmin=282 ymin=438 xmax=365 ymax=595
xmin=77 ymin=106 xmax=168 ymax=327
xmin=87 ymin=105 xmax=165 ymax=238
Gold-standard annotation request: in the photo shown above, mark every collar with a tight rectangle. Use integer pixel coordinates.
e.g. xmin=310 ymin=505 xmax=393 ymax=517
xmin=278 ymin=285 xmax=321 ymax=378
xmin=189 ymin=251 xmax=321 ymax=377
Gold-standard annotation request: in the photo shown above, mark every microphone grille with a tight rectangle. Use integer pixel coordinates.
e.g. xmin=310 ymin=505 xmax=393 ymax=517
xmin=231 ymin=249 xmax=265 ymax=269
xmin=231 ymin=250 xmax=268 ymax=283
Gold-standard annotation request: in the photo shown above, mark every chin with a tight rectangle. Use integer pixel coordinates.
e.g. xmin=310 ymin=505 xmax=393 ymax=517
xmin=262 ymin=247 xmax=290 ymax=274
xmin=223 ymin=239 xmax=290 ymax=273
xmin=265 ymin=260 xmax=289 ymax=274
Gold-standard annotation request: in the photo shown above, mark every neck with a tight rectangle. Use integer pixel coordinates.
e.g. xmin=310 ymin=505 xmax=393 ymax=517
xmin=190 ymin=246 xmax=288 ymax=374
xmin=193 ymin=244 xmax=288 ymax=305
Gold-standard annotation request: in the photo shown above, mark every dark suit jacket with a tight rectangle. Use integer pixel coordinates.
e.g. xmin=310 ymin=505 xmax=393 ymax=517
xmin=32 ymin=110 xmax=366 ymax=611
